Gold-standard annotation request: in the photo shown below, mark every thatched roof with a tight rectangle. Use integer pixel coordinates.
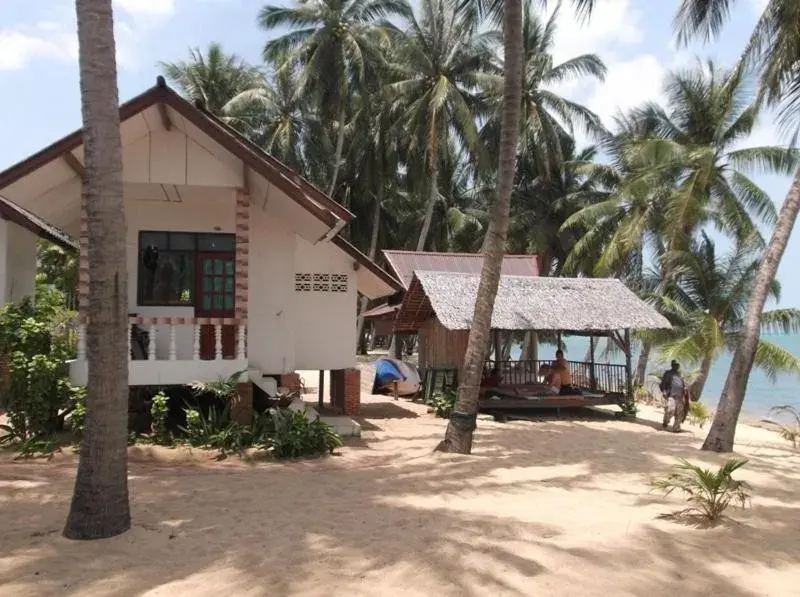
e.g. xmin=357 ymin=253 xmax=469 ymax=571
xmin=383 ymin=250 xmax=538 ymax=289
xmin=394 ymin=271 xmax=670 ymax=333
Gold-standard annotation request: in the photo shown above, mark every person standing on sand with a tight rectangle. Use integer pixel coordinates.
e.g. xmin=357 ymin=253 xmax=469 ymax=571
xmin=660 ymin=360 xmax=687 ymax=432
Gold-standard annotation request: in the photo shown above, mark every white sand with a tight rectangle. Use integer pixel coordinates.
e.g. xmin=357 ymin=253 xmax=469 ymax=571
xmin=1 ymin=397 xmax=799 ymax=597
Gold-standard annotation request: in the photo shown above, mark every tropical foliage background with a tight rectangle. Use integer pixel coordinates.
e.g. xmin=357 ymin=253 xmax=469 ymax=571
xmin=157 ymin=0 xmax=800 ymax=396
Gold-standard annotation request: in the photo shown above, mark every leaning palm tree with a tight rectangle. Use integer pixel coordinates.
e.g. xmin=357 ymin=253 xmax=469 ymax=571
xmin=675 ymin=0 xmax=800 ymax=452
xmin=645 ymin=233 xmax=800 ymax=401
xmin=159 ymin=42 xmax=264 ymax=128
xmin=480 ymin=0 xmax=606 ymax=180
xmin=438 ymin=0 xmax=596 ymax=453
xmin=388 ymin=0 xmax=497 ymax=252
xmin=64 ymin=0 xmax=130 ymax=540
xmin=258 ymin=0 xmax=411 ymax=196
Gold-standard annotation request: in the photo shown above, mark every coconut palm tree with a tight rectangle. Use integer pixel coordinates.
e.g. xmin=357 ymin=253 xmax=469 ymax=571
xmin=388 ymin=0 xmax=497 ymax=252
xmin=646 ymin=233 xmax=800 ymax=401
xmin=509 ymin=142 xmax=605 ymax=276
xmin=566 ymin=62 xmax=795 ymax=276
xmin=675 ymin=0 xmax=800 ymax=452
xmin=159 ymin=42 xmax=264 ymax=127
xmin=64 ymin=0 xmax=130 ymax=540
xmin=480 ymin=0 xmax=606 ymax=180
xmin=438 ymin=0 xmax=596 ymax=453
xmin=258 ymin=0 xmax=411 ymax=196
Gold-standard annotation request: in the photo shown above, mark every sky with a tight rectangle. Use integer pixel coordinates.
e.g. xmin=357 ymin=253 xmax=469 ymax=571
xmin=0 ymin=0 xmax=796 ymax=305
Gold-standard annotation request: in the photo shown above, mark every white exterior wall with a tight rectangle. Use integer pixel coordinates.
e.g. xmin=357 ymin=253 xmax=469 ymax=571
xmin=291 ymin=235 xmax=357 ymax=371
xmin=247 ymin=206 xmax=297 ymax=374
xmin=125 ymin=189 xmax=235 ymax=359
xmin=246 ymin=208 xmax=357 ymax=374
xmin=0 ymin=220 xmax=38 ymax=305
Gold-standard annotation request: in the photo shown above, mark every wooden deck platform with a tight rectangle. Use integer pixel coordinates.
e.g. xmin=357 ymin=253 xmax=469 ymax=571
xmin=479 ymin=389 xmax=619 ymax=411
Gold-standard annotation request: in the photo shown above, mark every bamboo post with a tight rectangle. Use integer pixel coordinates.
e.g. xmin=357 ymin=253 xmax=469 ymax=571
xmin=392 ymin=380 xmax=399 ymax=401
xmin=624 ymin=329 xmax=633 ymax=404
xmin=318 ymin=370 xmax=324 ymax=409
xmin=589 ymin=336 xmax=596 ymax=391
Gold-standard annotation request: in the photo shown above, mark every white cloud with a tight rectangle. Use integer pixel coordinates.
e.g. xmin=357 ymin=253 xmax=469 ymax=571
xmin=115 ymin=0 xmax=177 ymax=17
xmin=0 ymin=0 xmax=184 ymax=72
xmin=549 ymin=0 xmax=644 ymax=64
xmin=587 ymin=54 xmax=667 ymax=126
xmin=0 ymin=27 xmax=77 ymax=71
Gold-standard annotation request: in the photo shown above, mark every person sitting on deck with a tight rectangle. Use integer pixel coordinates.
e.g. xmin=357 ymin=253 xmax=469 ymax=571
xmin=539 ymin=364 xmax=562 ymax=395
xmin=554 ymin=350 xmax=581 ymax=395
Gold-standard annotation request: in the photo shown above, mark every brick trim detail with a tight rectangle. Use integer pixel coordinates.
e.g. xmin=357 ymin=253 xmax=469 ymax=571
xmin=235 ymin=191 xmax=250 ymax=321
xmin=78 ymin=203 xmax=88 ymax=317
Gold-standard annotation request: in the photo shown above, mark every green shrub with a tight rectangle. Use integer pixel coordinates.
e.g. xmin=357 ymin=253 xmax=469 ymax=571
xmin=688 ymin=401 xmax=712 ymax=428
xmin=0 ymin=294 xmax=78 ymax=455
xmin=180 ymin=404 xmax=230 ymax=448
xmin=263 ymin=408 xmax=342 ymax=458
xmin=150 ymin=391 xmax=172 ymax=446
xmin=651 ymin=458 xmax=751 ymax=523
xmin=427 ymin=389 xmax=456 ymax=418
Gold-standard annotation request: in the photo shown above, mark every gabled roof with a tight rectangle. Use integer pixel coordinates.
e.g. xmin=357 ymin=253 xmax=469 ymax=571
xmin=382 ymin=250 xmax=539 ymax=290
xmin=0 ymin=77 xmax=402 ymax=297
xmin=0 ymin=195 xmax=76 ymax=250
xmin=0 ymin=77 xmax=352 ymax=229
xmin=394 ymin=271 xmax=670 ymax=333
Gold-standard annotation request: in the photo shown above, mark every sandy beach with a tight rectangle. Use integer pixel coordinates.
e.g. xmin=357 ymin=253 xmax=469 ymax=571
xmin=1 ymin=395 xmax=798 ymax=597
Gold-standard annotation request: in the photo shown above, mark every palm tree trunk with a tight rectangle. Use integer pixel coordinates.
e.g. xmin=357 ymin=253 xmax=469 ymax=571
xmin=688 ymin=354 xmax=713 ymax=402
xmin=327 ymin=105 xmax=346 ymax=197
xmin=416 ymin=161 xmax=439 ymax=251
xmin=634 ymin=341 xmax=651 ymax=386
xmin=702 ymin=166 xmax=800 ymax=453
xmin=436 ymin=0 xmax=523 ymax=454
xmin=355 ymin=186 xmax=383 ymax=353
xmin=64 ymin=0 xmax=130 ymax=540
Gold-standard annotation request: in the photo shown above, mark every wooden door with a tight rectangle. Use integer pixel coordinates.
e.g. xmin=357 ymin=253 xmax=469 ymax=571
xmin=195 ymin=252 xmax=236 ymax=359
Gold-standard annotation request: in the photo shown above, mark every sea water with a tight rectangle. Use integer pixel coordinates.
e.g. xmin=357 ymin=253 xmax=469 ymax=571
xmin=515 ymin=334 xmax=800 ymax=418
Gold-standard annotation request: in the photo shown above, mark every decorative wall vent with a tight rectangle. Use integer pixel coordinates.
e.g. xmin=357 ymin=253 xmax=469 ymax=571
xmin=331 ymin=273 xmax=348 ymax=293
xmin=295 ymin=273 xmax=348 ymax=293
xmin=313 ymin=273 xmax=330 ymax=292
xmin=294 ymin=273 xmax=312 ymax=292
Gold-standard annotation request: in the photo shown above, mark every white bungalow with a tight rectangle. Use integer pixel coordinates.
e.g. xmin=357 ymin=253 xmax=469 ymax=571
xmin=0 ymin=77 xmax=402 ymax=417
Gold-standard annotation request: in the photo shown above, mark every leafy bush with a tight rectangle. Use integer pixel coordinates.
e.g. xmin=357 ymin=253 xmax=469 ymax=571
xmin=427 ymin=389 xmax=456 ymax=418
xmin=150 ymin=391 xmax=172 ymax=446
xmin=264 ymin=408 xmax=342 ymax=458
xmin=618 ymin=395 xmax=638 ymax=418
xmin=180 ymin=404 xmax=230 ymax=448
xmin=651 ymin=458 xmax=751 ymax=522
xmin=189 ymin=370 xmax=246 ymax=400
xmin=0 ymin=294 xmax=78 ymax=454
xmin=687 ymin=401 xmax=712 ymax=428
xmin=769 ymin=405 xmax=800 ymax=448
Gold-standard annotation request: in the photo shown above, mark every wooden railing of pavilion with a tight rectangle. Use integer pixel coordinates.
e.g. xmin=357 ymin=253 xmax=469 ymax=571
xmin=483 ymin=359 xmax=628 ymax=395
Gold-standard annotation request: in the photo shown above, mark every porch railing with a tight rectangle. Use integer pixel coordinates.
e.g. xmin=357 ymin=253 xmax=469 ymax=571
xmin=75 ymin=316 xmax=247 ymax=362
xmin=484 ymin=359 xmax=627 ymax=394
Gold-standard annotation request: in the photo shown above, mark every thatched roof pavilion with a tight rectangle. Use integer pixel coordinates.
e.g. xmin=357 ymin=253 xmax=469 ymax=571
xmin=393 ymin=271 xmax=670 ymax=410
xmin=394 ymin=272 xmax=670 ymax=333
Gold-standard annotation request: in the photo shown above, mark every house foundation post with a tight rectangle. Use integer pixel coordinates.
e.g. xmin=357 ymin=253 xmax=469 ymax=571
xmin=330 ymin=368 xmax=361 ymax=415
